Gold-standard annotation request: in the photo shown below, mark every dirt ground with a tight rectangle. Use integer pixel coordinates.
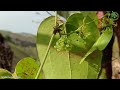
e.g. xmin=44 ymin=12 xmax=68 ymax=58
xmin=112 ymin=36 xmax=120 ymax=79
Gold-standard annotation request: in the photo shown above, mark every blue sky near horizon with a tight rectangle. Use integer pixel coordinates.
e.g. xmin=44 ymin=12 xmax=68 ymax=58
xmin=0 ymin=11 xmax=52 ymax=35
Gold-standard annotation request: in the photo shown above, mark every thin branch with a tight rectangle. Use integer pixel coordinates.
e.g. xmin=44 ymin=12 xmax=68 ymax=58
xmin=46 ymin=11 xmax=53 ymax=16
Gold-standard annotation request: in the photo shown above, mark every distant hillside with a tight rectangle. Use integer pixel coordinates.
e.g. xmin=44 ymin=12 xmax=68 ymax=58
xmin=0 ymin=30 xmax=39 ymax=72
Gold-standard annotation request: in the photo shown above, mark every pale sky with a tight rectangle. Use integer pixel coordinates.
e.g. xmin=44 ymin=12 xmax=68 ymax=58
xmin=0 ymin=11 xmax=52 ymax=35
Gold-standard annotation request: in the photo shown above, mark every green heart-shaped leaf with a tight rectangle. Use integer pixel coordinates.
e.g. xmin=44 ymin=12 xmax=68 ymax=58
xmin=15 ymin=57 xmax=42 ymax=79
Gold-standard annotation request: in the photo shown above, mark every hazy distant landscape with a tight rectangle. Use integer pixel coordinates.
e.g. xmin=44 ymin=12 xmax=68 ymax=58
xmin=0 ymin=30 xmax=39 ymax=72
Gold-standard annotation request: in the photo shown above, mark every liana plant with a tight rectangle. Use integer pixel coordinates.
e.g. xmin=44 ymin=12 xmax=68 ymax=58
xmin=0 ymin=11 xmax=118 ymax=79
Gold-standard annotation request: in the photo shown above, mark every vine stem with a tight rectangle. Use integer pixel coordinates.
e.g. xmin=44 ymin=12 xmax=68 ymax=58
xmin=35 ymin=34 xmax=54 ymax=79
xmin=35 ymin=11 xmax=57 ymax=79
xmin=55 ymin=11 xmax=57 ymax=25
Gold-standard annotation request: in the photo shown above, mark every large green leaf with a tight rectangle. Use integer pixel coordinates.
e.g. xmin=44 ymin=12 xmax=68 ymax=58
xmin=93 ymin=27 xmax=113 ymax=50
xmin=37 ymin=16 xmax=71 ymax=79
xmin=80 ymin=11 xmax=98 ymax=25
xmin=66 ymin=13 xmax=102 ymax=78
xmin=15 ymin=57 xmax=42 ymax=79
xmin=37 ymin=13 xmax=102 ymax=79
xmin=79 ymin=27 xmax=113 ymax=64
xmin=0 ymin=68 xmax=13 ymax=79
